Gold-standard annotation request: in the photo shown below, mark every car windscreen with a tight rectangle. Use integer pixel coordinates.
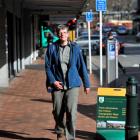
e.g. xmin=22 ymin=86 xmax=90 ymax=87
xmin=91 ymin=36 xmax=99 ymax=40
xmin=78 ymin=36 xmax=88 ymax=40
xmin=77 ymin=36 xmax=99 ymax=41
xmin=118 ymin=26 xmax=126 ymax=30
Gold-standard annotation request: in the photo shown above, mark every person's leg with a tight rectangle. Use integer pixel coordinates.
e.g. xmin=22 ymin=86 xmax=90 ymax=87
xmin=52 ymin=90 xmax=66 ymax=135
xmin=65 ymin=87 xmax=79 ymax=140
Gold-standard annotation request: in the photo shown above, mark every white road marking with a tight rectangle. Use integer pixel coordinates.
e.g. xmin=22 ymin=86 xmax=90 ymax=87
xmin=133 ymin=64 xmax=140 ymax=67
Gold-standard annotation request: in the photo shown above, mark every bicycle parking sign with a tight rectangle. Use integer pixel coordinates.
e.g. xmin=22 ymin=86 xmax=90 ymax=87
xmin=86 ymin=12 xmax=93 ymax=22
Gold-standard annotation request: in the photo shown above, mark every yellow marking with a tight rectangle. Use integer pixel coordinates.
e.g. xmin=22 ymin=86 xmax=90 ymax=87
xmin=97 ymin=87 xmax=126 ymax=96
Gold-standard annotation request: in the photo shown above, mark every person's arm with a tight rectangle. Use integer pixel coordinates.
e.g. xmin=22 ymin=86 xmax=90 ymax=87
xmin=45 ymin=45 xmax=56 ymax=85
xmin=84 ymin=88 xmax=90 ymax=94
xmin=53 ymin=81 xmax=63 ymax=90
xmin=45 ymin=45 xmax=63 ymax=90
xmin=76 ymin=46 xmax=90 ymax=93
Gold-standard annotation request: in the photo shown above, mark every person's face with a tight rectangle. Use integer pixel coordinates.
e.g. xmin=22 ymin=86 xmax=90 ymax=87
xmin=58 ymin=28 xmax=69 ymax=42
xmin=109 ymin=35 xmax=113 ymax=39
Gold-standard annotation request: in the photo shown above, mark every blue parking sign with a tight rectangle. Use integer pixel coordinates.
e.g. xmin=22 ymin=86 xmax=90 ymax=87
xmin=107 ymin=40 xmax=116 ymax=60
xmin=109 ymin=44 xmax=115 ymax=51
xmin=86 ymin=12 xmax=93 ymax=22
xmin=96 ymin=0 xmax=107 ymax=11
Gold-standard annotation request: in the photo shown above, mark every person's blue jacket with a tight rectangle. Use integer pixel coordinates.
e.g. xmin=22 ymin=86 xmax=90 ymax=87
xmin=45 ymin=40 xmax=90 ymax=91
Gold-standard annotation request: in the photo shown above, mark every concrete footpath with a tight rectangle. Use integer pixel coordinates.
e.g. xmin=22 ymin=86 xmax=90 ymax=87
xmin=0 ymin=57 xmax=139 ymax=140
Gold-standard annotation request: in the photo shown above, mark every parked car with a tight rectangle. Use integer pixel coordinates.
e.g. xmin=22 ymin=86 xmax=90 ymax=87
xmin=79 ymin=31 xmax=88 ymax=36
xmin=95 ymin=36 xmax=107 ymax=55
xmin=95 ymin=36 xmax=125 ymax=55
xmin=136 ymin=32 xmax=140 ymax=42
xmin=103 ymin=25 xmax=112 ymax=33
xmin=75 ymin=35 xmax=99 ymax=52
xmin=117 ymin=36 xmax=125 ymax=54
xmin=111 ymin=31 xmax=118 ymax=38
xmin=116 ymin=26 xmax=128 ymax=35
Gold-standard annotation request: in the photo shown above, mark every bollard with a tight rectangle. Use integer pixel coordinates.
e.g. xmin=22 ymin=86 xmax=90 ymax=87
xmin=125 ymin=76 xmax=139 ymax=140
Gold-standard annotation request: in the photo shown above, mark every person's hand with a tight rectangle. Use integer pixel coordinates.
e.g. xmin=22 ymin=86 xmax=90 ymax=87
xmin=53 ymin=81 xmax=63 ymax=90
xmin=84 ymin=88 xmax=90 ymax=94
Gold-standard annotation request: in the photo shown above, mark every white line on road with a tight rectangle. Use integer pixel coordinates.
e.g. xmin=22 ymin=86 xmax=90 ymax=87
xmin=133 ymin=64 xmax=140 ymax=67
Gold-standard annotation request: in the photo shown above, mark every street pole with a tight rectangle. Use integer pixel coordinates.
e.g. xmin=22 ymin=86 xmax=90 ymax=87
xmin=125 ymin=76 xmax=138 ymax=140
xmin=88 ymin=21 xmax=92 ymax=74
xmin=99 ymin=11 xmax=103 ymax=86
xmin=96 ymin=0 xmax=106 ymax=86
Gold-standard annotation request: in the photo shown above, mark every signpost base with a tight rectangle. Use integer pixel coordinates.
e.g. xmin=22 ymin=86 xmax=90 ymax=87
xmin=96 ymin=130 xmax=125 ymax=140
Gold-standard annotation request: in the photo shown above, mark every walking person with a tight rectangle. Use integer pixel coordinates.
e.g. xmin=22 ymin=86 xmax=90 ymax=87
xmin=45 ymin=25 xmax=90 ymax=140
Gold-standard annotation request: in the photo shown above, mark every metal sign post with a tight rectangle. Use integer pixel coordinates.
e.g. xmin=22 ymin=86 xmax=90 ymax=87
xmin=87 ymin=21 xmax=92 ymax=74
xmin=99 ymin=11 xmax=103 ymax=86
xmin=96 ymin=0 xmax=107 ymax=86
xmin=115 ymin=41 xmax=119 ymax=80
xmin=86 ymin=11 xmax=93 ymax=74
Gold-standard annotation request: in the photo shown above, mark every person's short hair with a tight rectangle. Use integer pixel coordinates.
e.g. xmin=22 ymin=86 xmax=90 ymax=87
xmin=57 ymin=24 xmax=69 ymax=34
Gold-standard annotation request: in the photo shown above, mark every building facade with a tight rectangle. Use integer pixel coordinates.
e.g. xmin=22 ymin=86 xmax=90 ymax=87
xmin=0 ymin=0 xmax=39 ymax=87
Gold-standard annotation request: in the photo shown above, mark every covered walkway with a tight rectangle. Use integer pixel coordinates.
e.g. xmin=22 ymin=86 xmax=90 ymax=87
xmin=0 ymin=58 xmax=98 ymax=140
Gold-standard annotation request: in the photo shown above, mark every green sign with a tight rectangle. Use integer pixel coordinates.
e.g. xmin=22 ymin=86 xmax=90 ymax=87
xmin=41 ymin=26 xmax=59 ymax=48
xmin=97 ymin=96 xmax=126 ymax=129
xmin=96 ymin=88 xmax=126 ymax=140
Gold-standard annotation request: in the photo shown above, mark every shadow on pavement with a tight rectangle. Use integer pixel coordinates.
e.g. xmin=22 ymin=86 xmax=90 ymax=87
xmin=78 ymin=104 xmax=96 ymax=120
xmin=25 ymin=64 xmax=45 ymax=71
xmin=76 ymin=129 xmax=96 ymax=140
xmin=0 ymin=92 xmax=44 ymax=99
xmin=30 ymin=98 xmax=52 ymax=103
xmin=0 ymin=130 xmax=52 ymax=140
xmin=93 ymin=67 xmax=140 ymax=88
xmin=46 ymin=128 xmax=97 ymax=140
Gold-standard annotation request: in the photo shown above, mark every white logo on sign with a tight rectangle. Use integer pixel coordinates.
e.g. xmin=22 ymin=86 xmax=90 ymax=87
xmin=99 ymin=97 xmax=104 ymax=103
